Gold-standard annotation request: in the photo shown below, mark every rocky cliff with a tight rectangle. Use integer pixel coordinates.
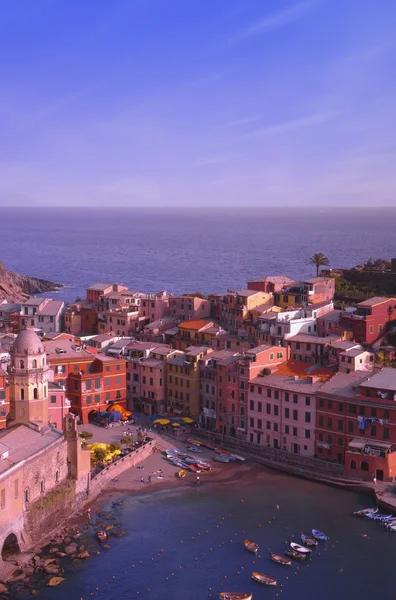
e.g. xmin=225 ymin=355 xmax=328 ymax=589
xmin=0 ymin=263 xmax=62 ymax=303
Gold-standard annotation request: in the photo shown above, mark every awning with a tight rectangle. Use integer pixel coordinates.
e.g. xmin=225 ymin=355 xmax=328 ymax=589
xmin=348 ymin=437 xmax=392 ymax=451
xmin=348 ymin=438 xmax=367 ymax=450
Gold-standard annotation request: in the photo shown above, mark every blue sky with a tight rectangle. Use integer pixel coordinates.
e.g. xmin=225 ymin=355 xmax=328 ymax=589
xmin=1 ymin=0 xmax=395 ymax=207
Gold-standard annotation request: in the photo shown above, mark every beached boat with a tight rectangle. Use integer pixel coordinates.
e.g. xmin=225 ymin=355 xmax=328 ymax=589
xmin=214 ymin=455 xmax=230 ymax=463
xmin=301 ymin=534 xmax=318 ymax=547
xmin=269 ymin=552 xmax=291 ymax=566
xmin=184 ymin=456 xmax=199 ymax=464
xmin=285 ymin=549 xmax=306 ymax=560
xmin=354 ymin=507 xmax=378 ymax=517
xmin=187 ymin=438 xmax=203 ymax=446
xmin=178 ymin=469 xmax=186 ymax=478
xmin=197 ymin=463 xmax=211 ymax=472
xmin=187 ymin=445 xmax=202 ymax=453
xmin=230 ymin=454 xmax=245 ymax=462
xmin=188 ymin=464 xmax=201 ymax=473
xmin=96 ymin=531 xmax=108 ymax=543
xmin=219 ymin=594 xmax=252 ymax=600
xmin=312 ymin=529 xmax=329 ymax=541
xmin=289 ymin=542 xmax=311 ymax=555
xmin=252 ymin=572 xmax=277 ymax=586
xmin=215 ymin=448 xmax=233 ymax=455
xmin=244 ymin=539 xmax=259 ymax=553
xmin=172 ymin=459 xmax=190 ymax=469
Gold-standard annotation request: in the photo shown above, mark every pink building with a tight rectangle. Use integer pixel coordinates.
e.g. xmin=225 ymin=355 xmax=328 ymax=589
xmin=285 ymin=333 xmax=342 ymax=365
xmin=139 ymin=292 xmax=169 ymax=322
xmin=199 ymin=350 xmax=238 ymax=429
xmin=248 ymin=372 xmax=325 ymax=455
xmin=139 ymin=359 xmax=166 ymax=415
xmin=247 ymin=275 xmax=296 ymax=294
xmin=48 ymin=382 xmax=71 ymax=430
xmin=169 ymin=295 xmax=211 ymax=321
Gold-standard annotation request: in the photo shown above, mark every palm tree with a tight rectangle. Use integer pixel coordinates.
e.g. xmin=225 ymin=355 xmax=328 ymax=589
xmin=309 ymin=253 xmax=329 ymax=277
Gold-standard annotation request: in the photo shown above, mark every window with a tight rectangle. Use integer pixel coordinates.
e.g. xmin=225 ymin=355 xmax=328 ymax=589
xmin=285 ymin=425 xmax=290 ymax=434
xmin=327 ymin=417 xmax=332 ymax=428
xmin=305 ymin=430 xmax=310 ymax=439
xmin=338 ymin=437 xmax=343 ymax=446
xmin=318 ymin=433 xmax=323 ymax=441
xmin=85 ymin=380 xmax=92 ymax=391
xmin=274 ymin=390 xmax=279 ymax=400
xmin=274 ymin=405 xmax=279 ymax=416
xmin=319 ymin=416 xmax=324 ymax=427
xmin=106 ymin=392 xmax=110 ymax=400
xmin=74 ymin=365 xmax=79 ymax=372
xmin=319 ymin=398 xmax=324 ymax=408
xmin=266 ymin=403 xmax=271 ymax=415
xmin=95 ymin=378 xmax=101 ymax=389
xmin=348 ymin=421 xmax=354 ymax=433
xmin=269 ymin=353 xmax=274 ymax=360
xmin=258 ymin=386 xmax=262 ymax=395
xmin=305 ymin=396 xmax=310 ymax=406
xmin=250 ymin=385 xmax=254 ymax=393
xmin=293 ymin=410 xmax=298 ymax=421
xmin=258 ymin=402 xmax=262 ymax=413
xmin=86 ymin=395 xmax=92 ymax=405
xmin=328 ymin=400 xmax=333 ymax=409
xmin=285 ymin=408 xmax=290 ymax=419
xmin=250 ymin=418 xmax=254 ymax=427
xmin=327 ymin=434 xmax=332 ymax=443
xmin=95 ymin=394 xmax=100 ymax=403
xmin=371 ymin=407 xmax=377 ymax=418
xmin=338 ymin=420 xmax=343 ymax=431
xmin=267 ymin=389 xmax=272 ymax=398
xmin=274 ymin=423 xmax=278 ymax=432
xmin=338 ymin=403 xmax=343 ymax=412
xmin=250 ymin=400 xmax=254 ymax=410
xmin=305 ymin=412 xmax=311 ymax=423
xmin=361 ymin=461 xmax=369 ymax=472
xmin=14 ymin=479 xmax=19 ymax=499
xmin=285 ymin=393 xmax=289 ymax=402
xmin=55 ymin=470 xmax=60 ymax=483
xmin=350 ymin=460 xmax=356 ymax=470
xmin=370 ymin=424 xmax=376 ymax=436
xmin=293 ymin=427 xmax=297 ymax=436
xmin=116 ymin=364 xmax=121 ymax=371
xmin=257 ymin=419 xmax=262 ymax=429
xmin=384 ymin=427 xmax=390 ymax=439
xmin=296 ymin=343 xmax=300 ymax=350
xmin=266 ymin=421 xmax=271 ymax=430
xmin=277 ymin=352 xmax=283 ymax=359
xmin=106 ymin=366 xmax=111 ymax=372
xmin=105 ymin=378 xmax=110 ymax=386
xmin=50 ymin=395 xmax=57 ymax=404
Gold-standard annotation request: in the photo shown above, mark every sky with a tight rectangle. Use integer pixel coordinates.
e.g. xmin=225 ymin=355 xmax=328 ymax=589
xmin=0 ymin=0 xmax=396 ymax=208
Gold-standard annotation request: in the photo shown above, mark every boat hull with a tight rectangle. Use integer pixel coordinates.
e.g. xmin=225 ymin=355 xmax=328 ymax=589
xmin=269 ymin=552 xmax=291 ymax=566
xmin=290 ymin=542 xmax=311 ymax=555
xmin=244 ymin=539 xmax=259 ymax=553
xmin=252 ymin=572 xmax=277 ymax=586
xmin=219 ymin=594 xmax=252 ymax=600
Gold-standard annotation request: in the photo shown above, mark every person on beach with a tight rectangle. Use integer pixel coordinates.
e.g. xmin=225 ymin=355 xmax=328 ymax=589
xmin=148 ymin=474 xmax=152 ymax=483
xmin=196 ymin=475 xmax=200 ymax=485
xmin=140 ymin=476 xmax=144 ymax=483
xmin=87 ymin=508 xmax=92 ymax=521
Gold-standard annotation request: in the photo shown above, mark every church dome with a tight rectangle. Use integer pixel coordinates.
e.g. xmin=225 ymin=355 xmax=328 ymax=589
xmin=13 ymin=328 xmax=44 ymax=355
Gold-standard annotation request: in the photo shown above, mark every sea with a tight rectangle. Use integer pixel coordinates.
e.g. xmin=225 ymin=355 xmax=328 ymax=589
xmin=34 ymin=472 xmax=396 ymax=600
xmin=1 ymin=207 xmax=396 ymax=302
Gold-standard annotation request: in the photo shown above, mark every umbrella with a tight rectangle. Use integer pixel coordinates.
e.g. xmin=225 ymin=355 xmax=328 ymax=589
xmin=172 ymin=422 xmax=181 ymax=427
xmin=160 ymin=419 xmax=170 ymax=425
xmin=182 ymin=417 xmax=194 ymax=424
xmin=153 ymin=419 xmax=163 ymax=424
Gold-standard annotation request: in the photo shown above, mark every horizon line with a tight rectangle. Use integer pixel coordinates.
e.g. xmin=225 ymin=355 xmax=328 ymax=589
xmin=2 ymin=205 xmax=396 ymax=210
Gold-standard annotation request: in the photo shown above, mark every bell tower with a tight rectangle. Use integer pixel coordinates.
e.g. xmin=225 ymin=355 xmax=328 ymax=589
xmin=8 ymin=327 xmax=50 ymax=430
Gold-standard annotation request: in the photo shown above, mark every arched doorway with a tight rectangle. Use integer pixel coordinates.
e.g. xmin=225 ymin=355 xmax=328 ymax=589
xmin=2 ymin=533 xmax=20 ymax=560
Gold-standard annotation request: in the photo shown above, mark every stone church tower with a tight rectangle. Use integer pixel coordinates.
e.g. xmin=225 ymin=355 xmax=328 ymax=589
xmin=8 ymin=327 xmax=51 ymax=430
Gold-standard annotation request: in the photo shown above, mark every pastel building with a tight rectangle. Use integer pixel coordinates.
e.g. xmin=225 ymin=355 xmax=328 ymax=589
xmin=219 ymin=290 xmax=273 ymax=333
xmin=339 ymin=297 xmax=396 ymax=344
xmin=168 ymin=295 xmax=211 ymax=321
xmin=247 ymin=275 xmax=296 ymax=294
xmin=139 ymin=359 xmax=166 ymax=415
xmin=198 ymin=350 xmax=238 ymax=429
xmin=20 ymin=298 xmax=65 ymax=334
xmin=284 ymin=333 xmax=342 ymax=365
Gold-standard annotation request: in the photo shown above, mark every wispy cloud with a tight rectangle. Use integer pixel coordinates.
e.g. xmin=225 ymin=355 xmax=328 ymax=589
xmin=243 ymin=110 xmax=339 ymax=138
xmin=216 ymin=114 xmax=264 ymax=129
xmin=232 ymin=0 xmax=319 ymax=42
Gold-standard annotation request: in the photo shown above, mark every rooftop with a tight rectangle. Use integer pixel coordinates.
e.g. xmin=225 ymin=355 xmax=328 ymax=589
xmin=87 ymin=283 xmax=114 ymax=291
xmin=44 ymin=339 xmax=93 ymax=361
xmin=178 ymin=319 xmax=212 ymax=331
xmin=22 ymin=297 xmax=45 ymax=306
xmin=340 ymin=347 xmax=368 ymax=358
xmin=141 ymin=358 xmax=164 ymax=368
xmin=39 ymin=300 xmax=64 ymax=316
xmin=360 ymin=368 xmax=396 ymax=391
xmin=185 ymin=346 xmax=211 ymax=357
xmin=274 ymin=360 xmax=335 ymax=382
xmin=245 ymin=344 xmax=272 ymax=355
xmin=304 ymin=277 xmax=332 ymax=284
xmin=236 ymin=289 xmax=259 ymax=298
xmin=0 ymin=425 xmax=62 ymax=476
xmin=357 ymin=297 xmax=396 ymax=307
xmin=126 ymin=341 xmax=158 ymax=351
xmin=329 ymin=341 xmax=360 ymax=351
xmin=90 ymin=333 xmax=119 ymax=343
xmin=248 ymin=275 xmax=295 ymax=285
xmin=251 ymin=372 xmax=326 ymax=393
xmin=286 ymin=333 xmax=341 ymax=344
xmin=319 ymin=310 xmax=342 ymax=322
xmin=317 ymin=371 xmax=370 ymax=398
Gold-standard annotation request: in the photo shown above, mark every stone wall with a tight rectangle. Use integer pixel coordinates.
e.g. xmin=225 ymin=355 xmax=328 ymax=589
xmin=88 ymin=439 xmax=156 ymax=500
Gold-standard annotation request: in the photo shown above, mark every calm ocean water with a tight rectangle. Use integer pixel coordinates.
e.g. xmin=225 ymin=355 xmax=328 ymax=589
xmin=35 ymin=472 xmax=396 ymax=600
xmin=1 ymin=207 xmax=396 ymax=301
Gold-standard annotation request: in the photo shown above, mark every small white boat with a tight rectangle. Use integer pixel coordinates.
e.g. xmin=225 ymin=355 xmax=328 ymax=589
xmin=289 ymin=542 xmax=311 ymax=555
xmin=214 ymin=455 xmax=230 ymax=463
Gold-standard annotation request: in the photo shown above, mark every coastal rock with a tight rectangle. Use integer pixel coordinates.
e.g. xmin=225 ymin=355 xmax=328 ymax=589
xmin=0 ymin=584 xmax=7 ymax=594
xmin=43 ymin=558 xmax=58 ymax=567
xmin=44 ymin=567 xmax=59 ymax=575
xmin=49 ymin=547 xmax=60 ymax=555
xmin=22 ymin=567 xmax=34 ymax=576
xmin=7 ymin=574 xmax=26 ymax=584
xmin=47 ymin=577 xmax=64 ymax=587
xmin=76 ymin=551 xmax=90 ymax=559
xmin=0 ymin=264 xmax=62 ymax=303
xmin=64 ymin=537 xmax=71 ymax=544
xmin=112 ymin=530 xmax=126 ymax=537
xmin=56 ymin=552 xmax=67 ymax=558
xmin=102 ymin=544 xmax=110 ymax=549
xmin=64 ymin=544 xmax=77 ymax=555
xmin=31 ymin=590 xmax=38 ymax=596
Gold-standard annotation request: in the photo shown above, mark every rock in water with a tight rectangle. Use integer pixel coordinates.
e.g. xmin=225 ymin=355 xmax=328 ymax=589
xmin=76 ymin=551 xmax=90 ymax=559
xmin=47 ymin=577 xmax=64 ymax=587
xmin=65 ymin=544 xmax=77 ymax=555
xmin=0 ymin=584 xmax=7 ymax=594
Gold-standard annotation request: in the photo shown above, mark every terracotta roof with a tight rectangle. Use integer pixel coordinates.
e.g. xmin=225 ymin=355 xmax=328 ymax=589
xmin=357 ymin=297 xmax=396 ymax=307
xmin=0 ymin=425 xmax=62 ymax=476
xmin=178 ymin=319 xmax=212 ymax=330
xmin=274 ymin=360 xmax=335 ymax=382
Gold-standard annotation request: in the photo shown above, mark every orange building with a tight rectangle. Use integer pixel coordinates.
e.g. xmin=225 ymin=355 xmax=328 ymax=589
xmin=67 ymin=356 xmax=126 ymax=424
xmin=0 ymin=372 xmax=9 ymax=429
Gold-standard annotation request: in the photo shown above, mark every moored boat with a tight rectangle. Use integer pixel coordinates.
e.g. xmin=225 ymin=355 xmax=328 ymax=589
xmin=219 ymin=594 xmax=252 ymax=600
xmin=214 ymin=455 xmax=230 ymax=463
xmin=197 ymin=463 xmax=211 ymax=472
xmin=301 ymin=534 xmax=318 ymax=547
xmin=178 ymin=469 xmax=186 ymax=478
xmin=187 ymin=445 xmax=202 ymax=453
xmin=269 ymin=552 xmax=291 ymax=566
xmin=188 ymin=464 xmax=201 ymax=473
xmin=289 ymin=542 xmax=311 ymax=555
xmin=312 ymin=528 xmax=329 ymax=541
xmin=285 ymin=549 xmax=306 ymax=560
xmin=96 ymin=531 xmax=108 ymax=543
xmin=215 ymin=448 xmax=233 ymax=455
xmin=252 ymin=572 xmax=277 ymax=586
xmin=354 ymin=507 xmax=378 ymax=517
xmin=230 ymin=454 xmax=245 ymax=462
xmin=244 ymin=539 xmax=259 ymax=553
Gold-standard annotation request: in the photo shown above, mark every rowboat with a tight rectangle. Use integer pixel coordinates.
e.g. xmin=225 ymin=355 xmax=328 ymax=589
xmin=178 ymin=469 xmax=186 ymax=479
xmin=188 ymin=464 xmax=201 ymax=473
xmin=285 ymin=549 xmax=306 ymax=560
xmin=215 ymin=448 xmax=233 ymax=455
xmin=197 ymin=463 xmax=211 ymax=472
xmin=187 ymin=438 xmax=203 ymax=446
xmin=289 ymin=542 xmax=311 ymax=555
xmin=252 ymin=572 xmax=277 ymax=586
xmin=187 ymin=445 xmax=202 ymax=453
xmin=219 ymin=593 xmax=252 ymax=600
xmin=269 ymin=552 xmax=291 ymax=566
xmin=214 ymin=455 xmax=230 ymax=463
xmin=312 ymin=529 xmax=329 ymax=541
xmin=244 ymin=539 xmax=259 ymax=553
xmin=354 ymin=507 xmax=378 ymax=517
xmin=96 ymin=531 xmax=108 ymax=543
xmin=184 ymin=456 xmax=200 ymax=464
xmin=301 ymin=534 xmax=317 ymax=547
xmin=230 ymin=454 xmax=245 ymax=462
